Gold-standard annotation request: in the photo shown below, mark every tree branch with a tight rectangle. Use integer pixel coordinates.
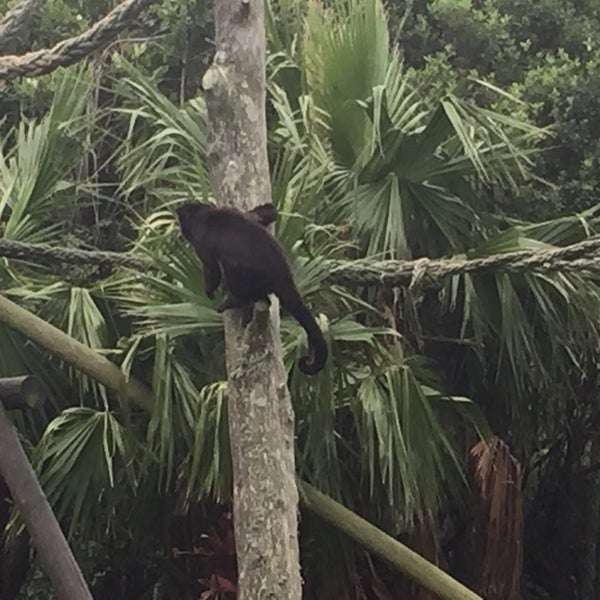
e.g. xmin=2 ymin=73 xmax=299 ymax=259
xmin=0 ymin=375 xmax=46 ymax=409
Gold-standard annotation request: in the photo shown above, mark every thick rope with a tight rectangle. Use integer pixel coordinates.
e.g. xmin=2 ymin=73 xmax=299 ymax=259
xmin=328 ymin=239 xmax=600 ymax=287
xmin=0 ymin=238 xmax=147 ymax=271
xmin=0 ymin=0 xmax=46 ymax=52
xmin=2 ymin=237 xmax=600 ymax=288
xmin=0 ymin=0 xmax=153 ymax=80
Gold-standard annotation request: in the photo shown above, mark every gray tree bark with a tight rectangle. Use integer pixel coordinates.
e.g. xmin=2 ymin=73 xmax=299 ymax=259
xmin=201 ymin=0 xmax=302 ymax=598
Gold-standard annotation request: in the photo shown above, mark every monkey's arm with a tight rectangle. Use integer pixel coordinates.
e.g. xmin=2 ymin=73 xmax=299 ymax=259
xmin=202 ymin=253 xmax=222 ymax=299
xmin=246 ymin=203 xmax=278 ymax=227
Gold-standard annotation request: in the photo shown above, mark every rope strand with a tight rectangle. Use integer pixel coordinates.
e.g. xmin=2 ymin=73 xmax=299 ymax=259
xmin=2 ymin=237 xmax=600 ymax=288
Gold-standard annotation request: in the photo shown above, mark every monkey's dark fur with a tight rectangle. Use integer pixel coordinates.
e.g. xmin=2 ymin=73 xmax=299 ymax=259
xmin=176 ymin=201 xmax=327 ymax=375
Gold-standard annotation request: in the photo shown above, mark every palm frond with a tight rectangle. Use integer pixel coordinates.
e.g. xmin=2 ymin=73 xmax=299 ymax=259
xmin=187 ymin=381 xmax=232 ymax=499
xmin=33 ymin=407 xmax=139 ymax=538
xmin=441 ymin=230 xmax=600 ymax=431
xmin=114 ymin=60 xmax=209 ymax=206
xmin=0 ymin=67 xmax=93 ymax=243
xmin=268 ymin=82 xmax=334 ymax=225
xmin=148 ymin=334 xmax=204 ymax=490
xmin=351 ymin=350 xmax=466 ymax=528
xmin=302 ymin=0 xmax=390 ymax=166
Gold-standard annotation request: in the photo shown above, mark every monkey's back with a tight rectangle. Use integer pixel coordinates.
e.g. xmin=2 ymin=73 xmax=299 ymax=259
xmin=205 ymin=207 xmax=293 ymax=280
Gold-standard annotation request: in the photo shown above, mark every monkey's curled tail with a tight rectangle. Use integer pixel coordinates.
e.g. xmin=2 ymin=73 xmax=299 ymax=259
xmin=276 ymin=283 xmax=328 ymax=375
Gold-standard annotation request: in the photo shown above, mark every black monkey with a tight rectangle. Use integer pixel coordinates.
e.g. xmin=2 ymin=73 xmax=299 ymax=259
xmin=176 ymin=201 xmax=327 ymax=375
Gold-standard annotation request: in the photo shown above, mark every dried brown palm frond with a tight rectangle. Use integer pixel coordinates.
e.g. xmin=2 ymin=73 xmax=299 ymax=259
xmin=468 ymin=435 xmax=523 ymax=600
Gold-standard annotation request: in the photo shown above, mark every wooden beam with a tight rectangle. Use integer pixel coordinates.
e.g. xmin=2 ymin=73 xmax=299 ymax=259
xmin=0 ymin=375 xmax=47 ymax=409
xmin=0 ymin=401 xmax=92 ymax=599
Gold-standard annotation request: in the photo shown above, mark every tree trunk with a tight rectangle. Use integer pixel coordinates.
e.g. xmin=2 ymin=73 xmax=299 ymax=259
xmin=201 ymin=0 xmax=302 ymax=598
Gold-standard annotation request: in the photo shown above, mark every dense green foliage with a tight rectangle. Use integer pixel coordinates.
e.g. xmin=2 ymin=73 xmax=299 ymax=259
xmin=394 ymin=0 xmax=600 ymax=219
xmin=1 ymin=0 xmax=600 ymax=598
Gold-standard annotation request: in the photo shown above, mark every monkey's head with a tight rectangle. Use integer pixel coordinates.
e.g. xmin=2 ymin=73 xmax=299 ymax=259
xmin=176 ymin=202 xmax=211 ymax=240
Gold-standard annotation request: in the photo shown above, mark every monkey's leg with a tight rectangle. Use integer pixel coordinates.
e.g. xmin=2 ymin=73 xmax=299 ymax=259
xmin=203 ymin=256 xmax=222 ymax=299
xmin=240 ymin=297 xmax=272 ymax=327
xmin=217 ymin=294 xmax=249 ymax=313
xmin=217 ymin=295 xmax=256 ymax=327
xmin=240 ymin=305 xmax=255 ymax=327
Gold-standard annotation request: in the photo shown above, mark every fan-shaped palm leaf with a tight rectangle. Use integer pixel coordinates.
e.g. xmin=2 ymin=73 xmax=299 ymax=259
xmin=33 ymin=407 xmax=138 ymax=537
xmin=0 ymin=67 xmax=92 ymax=243
xmin=114 ymin=59 xmax=209 ymax=207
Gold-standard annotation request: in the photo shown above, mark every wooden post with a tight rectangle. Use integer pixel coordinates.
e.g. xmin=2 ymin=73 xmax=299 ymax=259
xmin=0 ymin=380 xmax=93 ymax=600
xmin=0 ymin=375 xmax=46 ymax=409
